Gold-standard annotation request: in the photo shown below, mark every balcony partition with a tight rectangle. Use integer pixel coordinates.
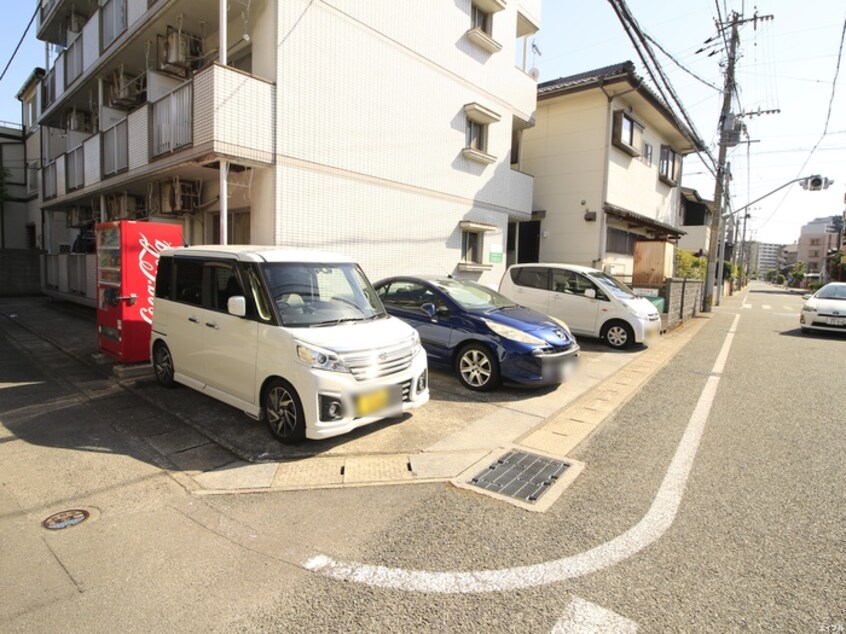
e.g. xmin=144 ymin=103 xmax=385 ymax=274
xmin=65 ymin=34 xmax=84 ymax=87
xmin=66 ymin=145 xmax=85 ymax=191
xmin=42 ymin=68 xmax=56 ymax=110
xmin=102 ymin=119 xmax=129 ymax=177
xmin=152 ymin=82 xmax=193 ymax=157
xmin=43 ymin=161 xmax=57 ymax=200
xmin=101 ymin=0 xmax=127 ymax=51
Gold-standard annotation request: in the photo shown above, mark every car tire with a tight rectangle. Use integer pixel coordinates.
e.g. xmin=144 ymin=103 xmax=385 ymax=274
xmin=263 ymin=378 xmax=306 ymax=443
xmin=152 ymin=341 xmax=177 ymax=388
xmin=455 ymin=343 xmax=501 ymax=391
xmin=602 ymin=320 xmax=635 ymax=349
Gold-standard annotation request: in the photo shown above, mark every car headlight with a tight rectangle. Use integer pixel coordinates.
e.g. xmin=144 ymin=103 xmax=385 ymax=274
xmin=550 ymin=316 xmax=572 ymax=336
xmin=803 ymin=304 xmax=817 ymax=313
xmin=296 ymin=343 xmax=350 ymax=373
xmin=410 ymin=330 xmax=423 ymax=355
xmin=483 ymin=318 xmax=546 ymax=345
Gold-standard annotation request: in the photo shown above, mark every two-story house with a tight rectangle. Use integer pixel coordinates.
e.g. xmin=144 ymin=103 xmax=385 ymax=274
xmin=516 ymin=61 xmax=702 ymax=283
xmin=32 ymin=0 xmax=541 ymax=305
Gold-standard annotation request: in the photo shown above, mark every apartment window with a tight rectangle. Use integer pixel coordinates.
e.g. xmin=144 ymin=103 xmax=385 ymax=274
xmin=810 ymin=249 xmax=820 ymax=257
xmin=466 ymin=0 xmax=505 ymax=54
xmin=458 ymin=220 xmax=495 ymax=270
xmin=462 ymin=103 xmax=499 ymax=165
xmin=612 ymin=110 xmax=644 ymax=157
xmin=659 ymin=145 xmax=682 ymax=186
xmin=642 ymin=142 xmax=653 ymax=166
xmin=810 ymin=238 xmax=821 ymax=246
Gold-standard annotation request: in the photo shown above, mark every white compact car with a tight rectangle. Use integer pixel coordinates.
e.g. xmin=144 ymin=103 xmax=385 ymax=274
xmin=800 ymin=282 xmax=846 ymax=334
xmin=499 ymin=263 xmax=661 ymax=349
xmin=150 ymin=246 xmax=429 ymax=443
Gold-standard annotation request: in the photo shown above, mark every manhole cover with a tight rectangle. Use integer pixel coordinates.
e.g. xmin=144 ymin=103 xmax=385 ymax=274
xmin=468 ymin=450 xmax=570 ymax=504
xmin=42 ymin=509 xmax=90 ymax=530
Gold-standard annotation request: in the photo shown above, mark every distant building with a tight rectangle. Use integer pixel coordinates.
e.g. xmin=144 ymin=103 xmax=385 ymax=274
xmin=780 ymin=243 xmax=798 ymax=273
xmin=797 ymin=216 xmax=842 ymax=274
xmin=0 ymin=122 xmax=28 ymax=249
xmin=749 ymin=241 xmax=782 ymax=277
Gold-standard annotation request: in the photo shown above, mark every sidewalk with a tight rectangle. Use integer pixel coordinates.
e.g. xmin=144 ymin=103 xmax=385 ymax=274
xmin=0 ymin=296 xmax=709 ymax=497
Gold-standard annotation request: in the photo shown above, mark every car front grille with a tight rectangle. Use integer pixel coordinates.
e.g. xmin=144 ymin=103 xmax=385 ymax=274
xmin=340 ymin=340 xmax=414 ymax=381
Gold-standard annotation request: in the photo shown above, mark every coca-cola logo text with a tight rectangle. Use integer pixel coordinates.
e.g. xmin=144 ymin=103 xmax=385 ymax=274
xmin=138 ymin=233 xmax=173 ymax=325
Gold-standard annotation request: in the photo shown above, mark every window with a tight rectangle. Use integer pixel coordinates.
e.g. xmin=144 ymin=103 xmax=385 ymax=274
xmin=510 ymin=266 xmax=549 ymax=290
xmin=552 ymin=270 xmax=599 ymax=297
xmin=642 ymin=142 xmax=653 ymax=166
xmin=155 ymin=256 xmax=173 ymax=300
xmin=174 ymin=258 xmax=203 ymax=306
xmin=659 ymin=145 xmax=682 ymax=186
xmin=612 ymin=110 xmax=644 ymax=157
xmin=810 ymin=238 xmax=821 ymax=246
xmin=606 ymin=227 xmax=639 ymax=255
xmin=810 ymin=249 xmax=820 ymax=258
xmin=379 ymin=281 xmax=445 ymax=314
xmin=463 ymin=230 xmax=482 ymax=264
xmin=208 ymin=263 xmax=243 ymax=313
xmin=462 ymin=102 xmax=500 ymax=165
xmin=466 ymin=0 xmax=505 ymax=54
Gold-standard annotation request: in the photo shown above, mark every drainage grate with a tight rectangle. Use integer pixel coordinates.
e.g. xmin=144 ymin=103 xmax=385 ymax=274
xmin=42 ymin=509 xmax=89 ymax=530
xmin=468 ymin=450 xmax=570 ymax=503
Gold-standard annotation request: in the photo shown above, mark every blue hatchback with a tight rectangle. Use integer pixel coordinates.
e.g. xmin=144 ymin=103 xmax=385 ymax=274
xmin=374 ymin=276 xmax=580 ymax=391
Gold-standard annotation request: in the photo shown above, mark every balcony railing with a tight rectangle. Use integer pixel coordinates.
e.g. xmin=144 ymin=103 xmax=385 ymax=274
xmin=43 ymin=161 xmax=58 ymax=200
xmin=152 ymin=82 xmax=193 ymax=157
xmin=101 ymin=0 xmax=127 ymax=51
xmin=65 ymin=145 xmax=85 ymax=191
xmin=65 ymin=35 xmax=84 ymax=87
xmin=102 ymin=119 xmax=128 ymax=177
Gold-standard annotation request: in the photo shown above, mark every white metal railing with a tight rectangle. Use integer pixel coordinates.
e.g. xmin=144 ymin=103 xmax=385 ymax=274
xmin=43 ymin=161 xmax=58 ymax=199
xmin=101 ymin=0 xmax=127 ymax=50
xmin=152 ymin=81 xmax=193 ymax=157
xmin=65 ymin=35 xmax=83 ymax=87
xmin=102 ymin=119 xmax=128 ymax=177
xmin=65 ymin=146 xmax=85 ymax=191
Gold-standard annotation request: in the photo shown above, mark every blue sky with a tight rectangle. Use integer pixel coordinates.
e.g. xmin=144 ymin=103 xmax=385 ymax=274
xmin=1 ymin=1 xmax=843 ymax=245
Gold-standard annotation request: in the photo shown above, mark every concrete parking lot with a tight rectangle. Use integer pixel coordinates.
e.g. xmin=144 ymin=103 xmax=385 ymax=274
xmin=0 ymin=296 xmax=704 ymax=498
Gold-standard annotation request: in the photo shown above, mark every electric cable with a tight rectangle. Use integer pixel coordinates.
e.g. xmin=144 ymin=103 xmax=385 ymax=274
xmin=643 ymin=31 xmax=722 ymax=91
xmin=0 ymin=5 xmax=38 ymax=84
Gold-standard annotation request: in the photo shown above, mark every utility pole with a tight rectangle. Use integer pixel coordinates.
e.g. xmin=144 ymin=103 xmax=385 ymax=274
xmin=703 ymin=12 xmax=740 ymax=311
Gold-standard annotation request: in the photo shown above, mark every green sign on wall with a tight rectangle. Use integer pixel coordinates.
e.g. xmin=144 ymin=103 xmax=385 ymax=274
xmin=489 ymin=252 xmax=503 ymax=264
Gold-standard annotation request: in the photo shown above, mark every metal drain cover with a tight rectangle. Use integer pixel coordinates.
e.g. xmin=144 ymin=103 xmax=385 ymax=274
xmin=468 ymin=450 xmax=570 ymax=503
xmin=42 ymin=509 xmax=89 ymax=530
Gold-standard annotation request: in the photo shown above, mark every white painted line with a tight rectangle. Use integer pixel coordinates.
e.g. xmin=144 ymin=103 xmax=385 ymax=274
xmin=742 ymin=304 xmax=752 ymax=309
xmin=304 ymin=315 xmax=742 ymax=594
xmin=552 ymin=597 xmax=638 ymax=633
xmin=762 ymin=304 xmax=772 ymax=310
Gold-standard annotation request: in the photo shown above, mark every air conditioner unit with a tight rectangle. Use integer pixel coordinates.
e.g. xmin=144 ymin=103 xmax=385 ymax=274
xmin=166 ymin=30 xmax=190 ymax=65
xmin=107 ymin=193 xmax=140 ymax=219
xmin=160 ymin=177 xmax=200 ymax=214
xmin=147 ymin=182 xmax=161 ymax=214
xmin=158 ymin=27 xmax=201 ymax=75
xmin=109 ymin=69 xmax=143 ymax=107
xmin=64 ymin=108 xmax=92 ymax=132
xmin=68 ymin=13 xmax=86 ymax=33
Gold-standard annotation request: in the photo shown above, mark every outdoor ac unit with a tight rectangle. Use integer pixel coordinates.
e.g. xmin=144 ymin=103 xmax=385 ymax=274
xmin=147 ymin=183 xmax=161 ymax=214
xmin=109 ymin=69 xmax=143 ymax=107
xmin=64 ymin=108 xmax=91 ymax=132
xmin=160 ymin=178 xmax=199 ymax=214
xmin=68 ymin=13 xmax=86 ymax=33
xmin=159 ymin=27 xmax=201 ymax=74
xmin=107 ymin=193 xmax=140 ymax=218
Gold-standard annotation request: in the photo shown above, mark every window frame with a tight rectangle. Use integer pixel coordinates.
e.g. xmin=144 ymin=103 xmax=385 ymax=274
xmin=659 ymin=145 xmax=683 ymax=186
xmin=612 ymin=110 xmax=644 ymax=158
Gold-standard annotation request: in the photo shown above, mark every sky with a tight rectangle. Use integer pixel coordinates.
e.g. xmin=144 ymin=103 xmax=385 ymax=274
xmin=0 ymin=1 xmax=844 ymax=246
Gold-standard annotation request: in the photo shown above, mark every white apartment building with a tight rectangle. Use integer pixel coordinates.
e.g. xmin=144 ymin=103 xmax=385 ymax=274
xmin=748 ymin=241 xmax=781 ymax=277
xmin=518 ymin=62 xmax=700 ymax=283
xmin=33 ymin=0 xmax=541 ymax=304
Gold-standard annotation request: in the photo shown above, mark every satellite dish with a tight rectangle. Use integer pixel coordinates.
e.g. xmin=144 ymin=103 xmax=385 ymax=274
xmin=528 ymin=68 xmax=540 ymax=80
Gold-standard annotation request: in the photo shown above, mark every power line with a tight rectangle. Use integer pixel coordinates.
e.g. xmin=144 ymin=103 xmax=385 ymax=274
xmin=643 ymin=31 xmax=722 ymax=92
xmin=0 ymin=6 xmax=38 ymax=84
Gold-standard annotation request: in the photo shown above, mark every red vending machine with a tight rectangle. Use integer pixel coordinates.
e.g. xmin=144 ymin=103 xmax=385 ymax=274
xmin=96 ymin=220 xmax=183 ymax=363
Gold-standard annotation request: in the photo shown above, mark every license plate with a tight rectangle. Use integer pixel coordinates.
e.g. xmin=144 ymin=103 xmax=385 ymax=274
xmin=544 ymin=358 xmax=578 ymax=381
xmin=826 ymin=317 xmax=845 ymax=326
xmin=355 ymin=387 xmax=399 ymax=417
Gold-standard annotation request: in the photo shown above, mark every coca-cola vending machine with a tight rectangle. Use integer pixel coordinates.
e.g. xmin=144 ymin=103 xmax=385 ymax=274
xmin=96 ymin=220 xmax=183 ymax=363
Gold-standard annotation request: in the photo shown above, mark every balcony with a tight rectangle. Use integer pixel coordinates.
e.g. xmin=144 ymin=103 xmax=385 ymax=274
xmin=65 ymin=33 xmax=84 ymax=88
xmin=152 ymin=82 xmax=193 ymax=157
xmin=65 ymin=145 xmax=85 ymax=191
xmin=102 ymin=119 xmax=129 ymax=177
xmin=101 ymin=0 xmax=128 ymax=51
xmin=43 ymin=161 xmax=58 ymax=200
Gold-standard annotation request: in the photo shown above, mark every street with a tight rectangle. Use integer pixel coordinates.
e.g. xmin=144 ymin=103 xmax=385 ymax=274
xmin=1 ymin=282 xmax=844 ymax=632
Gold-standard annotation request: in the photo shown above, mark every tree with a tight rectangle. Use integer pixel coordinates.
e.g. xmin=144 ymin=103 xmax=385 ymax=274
xmin=828 ymin=249 xmax=844 ymax=282
xmin=789 ymin=261 xmax=806 ymax=288
xmin=765 ymin=268 xmax=777 ymax=282
xmin=676 ymin=250 xmax=707 ymax=280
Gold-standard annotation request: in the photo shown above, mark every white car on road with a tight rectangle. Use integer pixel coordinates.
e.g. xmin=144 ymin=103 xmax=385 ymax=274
xmin=800 ymin=282 xmax=846 ymax=334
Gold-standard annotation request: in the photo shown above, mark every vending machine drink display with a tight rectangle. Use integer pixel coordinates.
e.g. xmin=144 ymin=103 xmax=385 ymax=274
xmin=96 ymin=220 xmax=183 ymax=363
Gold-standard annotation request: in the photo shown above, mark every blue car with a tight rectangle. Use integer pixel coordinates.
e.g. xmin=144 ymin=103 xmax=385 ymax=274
xmin=373 ymin=276 xmax=580 ymax=391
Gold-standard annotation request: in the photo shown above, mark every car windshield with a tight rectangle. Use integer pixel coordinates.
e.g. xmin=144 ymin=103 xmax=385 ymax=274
xmin=587 ymin=271 xmax=638 ymax=299
xmin=816 ymin=284 xmax=846 ymax=300
xmin=435 ymin=279 xmax=517 ymax=311
xmin=260 ymin=262 xmax=386 ymax=327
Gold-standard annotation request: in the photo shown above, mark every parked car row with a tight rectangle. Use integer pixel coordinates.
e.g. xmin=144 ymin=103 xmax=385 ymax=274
xmin=149 ymin=246 xmax=658 ymax=445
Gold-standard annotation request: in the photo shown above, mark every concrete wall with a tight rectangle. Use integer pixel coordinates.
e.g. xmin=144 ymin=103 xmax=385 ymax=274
xmin=0 ymin=249 xmax=42 ymax=296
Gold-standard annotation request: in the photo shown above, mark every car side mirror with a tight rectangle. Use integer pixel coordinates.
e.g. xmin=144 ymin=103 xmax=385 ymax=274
xmin=421 ymin=303 xmax=437 ymax=320
xmin=228 ymin=296 xmax=247 ymax=317
xmin=584 ymin=288 xmax=596 ymax=299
